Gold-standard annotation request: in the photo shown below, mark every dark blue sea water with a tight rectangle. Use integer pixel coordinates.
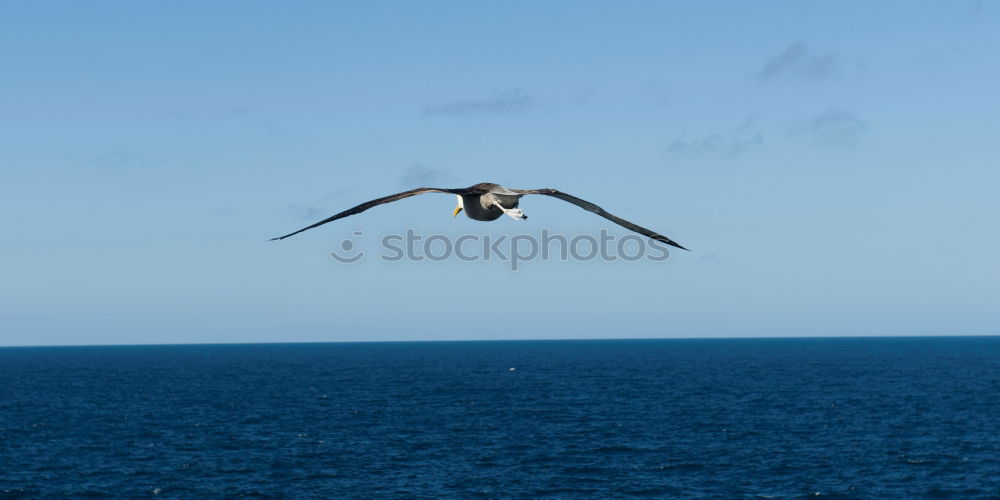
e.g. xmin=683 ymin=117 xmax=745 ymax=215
xmin=1 ymin=338 xmax=999 ymax=499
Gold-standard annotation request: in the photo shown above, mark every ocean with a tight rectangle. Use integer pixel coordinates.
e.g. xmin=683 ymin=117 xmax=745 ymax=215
xmin=1 ymin=337 xmax=998 ymax=499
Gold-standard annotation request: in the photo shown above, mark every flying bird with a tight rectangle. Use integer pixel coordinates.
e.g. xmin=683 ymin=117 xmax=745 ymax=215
xmin=271 ymin=183 xmax=687 ymax=250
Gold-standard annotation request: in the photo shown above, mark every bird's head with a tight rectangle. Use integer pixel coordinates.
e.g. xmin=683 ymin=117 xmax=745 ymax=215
xmin=452 ymin=195 xmax=464 ymax=217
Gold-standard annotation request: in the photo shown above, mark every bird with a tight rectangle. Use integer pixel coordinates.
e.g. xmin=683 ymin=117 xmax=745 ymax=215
xmin=270 ymin=182 xmax=687 ymax=250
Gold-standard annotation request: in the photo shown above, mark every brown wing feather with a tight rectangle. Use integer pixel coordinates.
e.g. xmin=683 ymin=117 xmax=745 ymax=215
xmin=512 ymin=188 xmax=688 ymax=250
xmin=270 ymin=187 xmax=466 ymax=241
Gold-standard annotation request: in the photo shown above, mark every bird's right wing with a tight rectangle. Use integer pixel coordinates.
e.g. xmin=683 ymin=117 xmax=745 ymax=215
xmin=270 ymin=187 xmax=467 ymax=241
xmin=513 ymin=188 xmax=688 ymax=250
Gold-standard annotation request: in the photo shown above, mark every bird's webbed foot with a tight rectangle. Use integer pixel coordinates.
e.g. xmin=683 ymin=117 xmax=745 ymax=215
xmin=502 ymin=208 xmax=527 ymax=220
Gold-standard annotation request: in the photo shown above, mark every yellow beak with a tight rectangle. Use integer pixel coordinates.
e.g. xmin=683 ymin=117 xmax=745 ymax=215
xmin=452 ymin=206 xmax=463 ymax=217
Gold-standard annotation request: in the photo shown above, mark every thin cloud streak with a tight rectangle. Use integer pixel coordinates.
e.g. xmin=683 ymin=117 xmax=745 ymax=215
xmin=422 ymin=88 xmax=536 ymax=117
xmin=796 ymin=110 xmax=868 ymax=147
xmin=91 ymin=151 xmax=144 ymax=170
xmin=283 ymin=204 xmax=326 ymax=221
xmin=668 ymin=117 xmax=765 ymax=158
xmin=754 ymin=42 xmax=842 ymax=82
xmin=400 ymin=164 xmax=453 ymax=187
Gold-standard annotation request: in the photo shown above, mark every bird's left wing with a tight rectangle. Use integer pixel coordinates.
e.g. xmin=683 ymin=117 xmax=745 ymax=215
xmin=270 ymin=187 xmax=467 ymax=241
xmin=512 ymin=188 xmax=688 ymax=250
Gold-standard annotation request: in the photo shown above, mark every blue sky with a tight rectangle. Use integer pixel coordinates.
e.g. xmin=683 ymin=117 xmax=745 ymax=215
xmin=2 ymin=1 xmax=998 ymax=346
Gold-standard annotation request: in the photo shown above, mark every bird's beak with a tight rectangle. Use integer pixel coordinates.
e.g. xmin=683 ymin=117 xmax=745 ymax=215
xmin=452 ymin=206 xmax=463 ymax=217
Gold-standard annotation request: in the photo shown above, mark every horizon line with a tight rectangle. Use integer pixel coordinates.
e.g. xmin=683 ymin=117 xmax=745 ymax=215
xmin=1 ymin=333 xmax=998 ymax=349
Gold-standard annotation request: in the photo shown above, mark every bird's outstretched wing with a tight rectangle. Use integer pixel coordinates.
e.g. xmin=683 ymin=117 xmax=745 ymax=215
xmin=512 ymin=188 xmax=688 ymax=250
xmin=270 ymin=187 xmax=467 ymax=240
